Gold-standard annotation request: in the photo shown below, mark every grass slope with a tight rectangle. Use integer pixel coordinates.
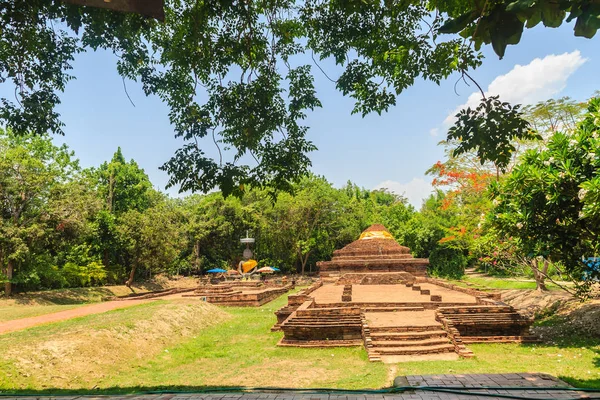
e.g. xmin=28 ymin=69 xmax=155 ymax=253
xmin=0 ymin=288 xmax=598 ymax=393
xmin=109 ymin=296 xmax=388 ymax=390
xmin=450 ymin=276 xmax=564 ymax=291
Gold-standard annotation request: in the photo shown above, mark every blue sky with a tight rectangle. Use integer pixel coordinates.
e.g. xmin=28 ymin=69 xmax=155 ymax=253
xmin=14 ymin=22 xmax=600 ymax=207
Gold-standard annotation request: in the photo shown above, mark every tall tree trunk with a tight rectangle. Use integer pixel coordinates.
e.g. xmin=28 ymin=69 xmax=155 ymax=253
xmin=103 ymin=249 xmax=110 ymax=268
xmin=126 ymin=262 xmax=137 ymax=288
xmin=531 ymin=258 xmax=549 ymax=291
xmin=194 ymin=240 xmax=201 ymax=270
xmin=300 ymin=251 xmax=311 ymax=275
xmin=4 ymin=260 xmax=14 ymax=296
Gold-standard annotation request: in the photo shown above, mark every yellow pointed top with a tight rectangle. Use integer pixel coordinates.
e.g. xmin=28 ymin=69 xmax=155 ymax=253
xmin=359 ymin=230 xmax=394 ymax=240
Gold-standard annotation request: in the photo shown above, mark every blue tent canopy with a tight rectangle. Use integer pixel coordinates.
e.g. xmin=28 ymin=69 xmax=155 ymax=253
xmin=271 ymin=267 xmax=281 ymax=271
xmin=206 ymin=268 xmax=227 ymax=273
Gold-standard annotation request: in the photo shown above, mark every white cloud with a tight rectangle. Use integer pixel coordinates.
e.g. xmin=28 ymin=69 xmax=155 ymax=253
xmin=375 ymin=178 xmax=433 ymax=209
xmin=443 ymin=51 xmax=587 ymax=127
xmin=429 ymin=128 xmax=439 ymax=137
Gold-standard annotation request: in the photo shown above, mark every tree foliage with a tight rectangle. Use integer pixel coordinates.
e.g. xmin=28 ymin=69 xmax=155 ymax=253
xmin=1 ymin=135 xmax=423 ymax=293
xmin=0 ymin=129 xmax=81 ymax=295
xmin=447 ymin=96 xmax=541 ymax=173
xmin=439 ymin=0 xmax=600 ymax=59
xmin=9 ymin=0 xmax=596 ymax=195
xmin=491 ymin=97 xmax=600 ymax=279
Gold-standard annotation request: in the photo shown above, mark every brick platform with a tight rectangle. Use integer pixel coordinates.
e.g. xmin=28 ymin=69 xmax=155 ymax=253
xmin=184 ymin=282 xmax=293 ymax=306
xmin=5 ymin=374 xmax=594 ymax=400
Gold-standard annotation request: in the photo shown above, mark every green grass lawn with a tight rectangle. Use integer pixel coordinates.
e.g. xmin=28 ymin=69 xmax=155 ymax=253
xmin=394 ymin=340 xmax=600 ymax=389
xmin=0 ymin=288 xmax=598 ymax=394
xmin=450 ymin=276 xmax=565 ymax=291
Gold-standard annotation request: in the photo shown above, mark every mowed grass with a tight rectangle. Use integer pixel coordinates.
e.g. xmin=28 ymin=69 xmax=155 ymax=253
xmin=450 ymin=276 xmax=565 ymax=291
xmin=394 ymin=340 xmax=600 ymax=389
xmin=0 ymin=290 xmax=389 ymax=392
xmin=0 ymin=288 xmax=598 ymax=394
xmin=108 ymin=300 xmax=388 ymax=390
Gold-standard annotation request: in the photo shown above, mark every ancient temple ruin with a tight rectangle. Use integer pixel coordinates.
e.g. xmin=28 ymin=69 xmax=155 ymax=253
xmin=273 ymin=224 xmax=536 ymax=362
xmin=317 ymin=224 xmax=428 ymax=277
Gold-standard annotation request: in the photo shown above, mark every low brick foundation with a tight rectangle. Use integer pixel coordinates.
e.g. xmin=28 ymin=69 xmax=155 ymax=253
xmin=280 ymin=303 xmax=363 ymax=344
xmin=271 ymin=281 xmax=323 ymax=331
xmin=436 ymin=305 xmax=537 ymax=343
xmin=336 ymin=272 xmax=415 ymax=285
xmin=184 ymin=282 xmax=293 ymax=306
xmin=273 ymin=274 xmax=537 ymax=360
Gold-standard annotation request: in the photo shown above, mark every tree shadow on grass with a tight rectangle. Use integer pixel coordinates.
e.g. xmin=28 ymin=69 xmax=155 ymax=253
xmin=7 ymin=280 xmax=183 ymax=305
xmin=0 ymin=385 xmax=391 ymax=396
xmin=516 ymin=330 xmax=600 ymax=389
xmin=10 ymin=287 xmax=117 ymax=305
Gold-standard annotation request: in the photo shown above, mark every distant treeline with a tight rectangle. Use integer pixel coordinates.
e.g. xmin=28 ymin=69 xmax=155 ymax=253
xmin=1 ymin=129 xmax=462 ymax=294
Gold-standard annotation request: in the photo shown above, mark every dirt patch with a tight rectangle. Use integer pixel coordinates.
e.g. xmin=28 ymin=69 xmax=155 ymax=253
xmin=234 ymin=359 xmax=341 ymax=387
xmin=501 ymin=289 xmax=575 ymax=319
xmin=500 ymin=289 xmax=600 ymax=341
xmin=3 ymin=300 xmax=230 ymax=388
xmin=534 ymin=299 xmax=600 ymax=341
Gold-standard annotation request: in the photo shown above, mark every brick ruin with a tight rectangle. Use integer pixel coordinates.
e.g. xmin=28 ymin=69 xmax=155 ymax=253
xmin=184 ymin=280 xmax=293 ymax=306
xmin=273 ymin=224 xmax=537 ymax=362
xmin=317 ymin=224 xmax=429 ymax=277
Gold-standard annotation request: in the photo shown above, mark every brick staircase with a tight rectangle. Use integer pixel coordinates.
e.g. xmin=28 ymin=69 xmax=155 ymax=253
xmin=365 ymin=324 xmax=454 ymax=359
xmin=363 ymin=309 xmax=455 ymax=360
xmin=279 ymin=306 xmax=363 ymax=347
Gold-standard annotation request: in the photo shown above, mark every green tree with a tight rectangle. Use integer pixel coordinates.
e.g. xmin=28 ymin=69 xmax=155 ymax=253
xmin=90 ymin=148 xmax=154 ymax=276
xmin=491 ymin=97 xmax=600 ymax=290
xmin=118 ymin=199 xmax=184 ymax=287
xmin=95 ymin=148 xmax=153 ymax=215
xmin=523 ymin=96 xmax=587 ymax=137
xmin=0 ymin=130 xmax=79 ymax=295
xmin=181 ymin=193 xmax=250 ymax=272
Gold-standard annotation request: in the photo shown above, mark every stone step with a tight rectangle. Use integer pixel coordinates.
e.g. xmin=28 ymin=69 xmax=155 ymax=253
xmin=447 ymin=319 xmax=530 ymax=325
xmin=445 ymin=313 xmax=525 ymax=318
xmin=363 ymin=306 xmax=425 ymax=312
xmin=371 ymin=338 xmax=450 ymax=347
xmin=369 ymin=325 xmax=442 ymax=333
xmin=292 ymin=316 xmax=361 ymax=321
xmin=289 ymin=318 xmax=362 ymax=323
xmin=439 ymin=306 xmax=515 ymax=313
xmin=460 ymin=335 xmax=541 ymax=344
xmin=370 ymin=330 xmax=448 ymax=341
xmin=375 ymin=343 xmax=455 ymax=355
xmin=281 ymin=320 xmax=362 ymax=328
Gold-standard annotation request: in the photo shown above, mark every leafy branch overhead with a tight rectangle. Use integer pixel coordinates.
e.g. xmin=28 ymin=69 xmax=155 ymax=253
xmin=439 ymin=0 xmax=600 ymax=59
xmin=447 ymin=96 xmax=541 ymax=172
xmin=0 ymin=0 xmax=597 ymax=195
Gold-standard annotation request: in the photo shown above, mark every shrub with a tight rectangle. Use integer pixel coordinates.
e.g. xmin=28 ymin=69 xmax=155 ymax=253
xmin=429 ymin=247 xmax=467 ymax=279
xmin=62 ymin=262 xmax=107 ymax=287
